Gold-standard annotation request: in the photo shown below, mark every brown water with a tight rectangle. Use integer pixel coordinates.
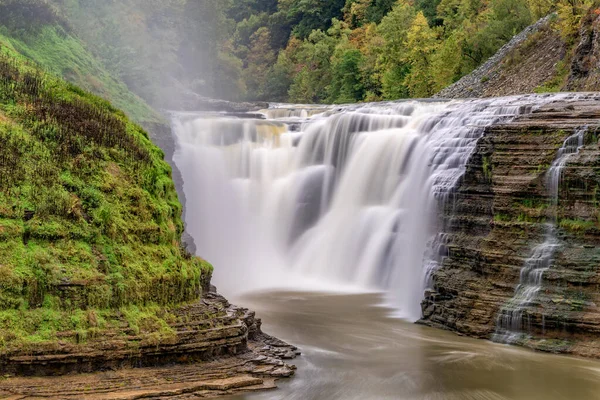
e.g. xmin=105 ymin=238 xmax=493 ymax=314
xmin=226 ymin=291 xmax=600 ymax=400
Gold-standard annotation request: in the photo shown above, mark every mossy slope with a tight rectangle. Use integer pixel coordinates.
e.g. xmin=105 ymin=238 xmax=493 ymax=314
xmin=0 ymin=42 xmax=211 ymax=349
xmin=0 ymin=0 xmax=161 ymax=126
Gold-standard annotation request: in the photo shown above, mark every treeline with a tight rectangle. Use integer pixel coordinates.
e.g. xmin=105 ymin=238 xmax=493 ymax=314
xmin=224 ymin=0 xmax=598 ymax=103
xmin=11 ymin=0 xmax=597 ymax=105
xmin=0 ymin=0 xmax=70 ymax=33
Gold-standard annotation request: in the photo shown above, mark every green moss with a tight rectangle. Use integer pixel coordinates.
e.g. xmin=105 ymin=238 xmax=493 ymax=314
xmin=482 ymin=155 xmax=493 ymax=180
xmin=494 ymin=213 xmax=512 ymax=222
xmin=534 ymin=338 xmax=572 ymax=354
xmin=0 ymin=42 xmax=210 ymax=349
xmin=559 ymin=218 xmax=598 ymax=233
xmin=0 ymin=303 xmax=179 ymax=348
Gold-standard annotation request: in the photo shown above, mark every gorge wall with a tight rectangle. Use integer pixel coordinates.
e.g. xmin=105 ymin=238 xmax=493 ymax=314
xmin=420 ymin=97 xmax=600 ymax=357
xmin=437 ymin=10 xmax=600 ymax=99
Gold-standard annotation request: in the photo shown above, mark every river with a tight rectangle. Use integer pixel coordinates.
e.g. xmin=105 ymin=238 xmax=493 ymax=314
xmin=170 ymin=95 xmax=600 ymax=400
xmin=225 ymin=291 xmax=600 ymax=400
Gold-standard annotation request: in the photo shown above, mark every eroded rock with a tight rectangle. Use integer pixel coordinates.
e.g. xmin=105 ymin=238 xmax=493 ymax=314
xmin=420 ymin=99 xmax=600 ymax=357
xmin=0 ymin=293 xmax=298 ymax=398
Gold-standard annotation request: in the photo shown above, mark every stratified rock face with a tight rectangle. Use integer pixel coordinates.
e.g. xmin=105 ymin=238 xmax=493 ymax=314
xmin=0 ymin=292 xmax=298 ymax=377
xmin=0 ymin=293 xmax=298 ymax=398
xmin=421 ymin=97 xmax=600 ymax=357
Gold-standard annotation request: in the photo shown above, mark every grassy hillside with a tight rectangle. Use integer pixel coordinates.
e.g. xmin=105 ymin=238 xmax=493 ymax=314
xmin=0 ymin=0 xmax=161 ymax=126
xmin=0 ymin=41 xmax=211 ymax=348
xmin=0 ymin=27 xmax=161 ymax=125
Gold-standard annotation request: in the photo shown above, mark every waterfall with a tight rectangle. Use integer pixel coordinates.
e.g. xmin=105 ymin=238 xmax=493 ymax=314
xmin=494 ymin=127 xmax=587 ymax=343
xmin=171 ymin=94 xmax=577 ymax=321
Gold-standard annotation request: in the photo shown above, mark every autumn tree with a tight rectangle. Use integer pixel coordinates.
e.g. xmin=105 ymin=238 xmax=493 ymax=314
xmin=403 ymin=12 xmax=439 ymax=97
xmin=377 ymin=1 xmax=416 ymax=99
xmin=556 ymin=0 xmax=594 ymax=38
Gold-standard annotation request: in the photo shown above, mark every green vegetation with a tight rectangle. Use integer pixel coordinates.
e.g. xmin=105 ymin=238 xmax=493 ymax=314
xmin=534 ymin=338 xmax=572 ymax=354
xmin=8 ymin=0 xmax=593 ymax=108
xmin=559 ymin=218 xmax=598 ymax=233
xmin=535 ymin=58 xmax=572 ymax=94
xmin=482 ymin=156 xmax=492 ymax=180
xmin=0 ymin=28 xmax=160 ymax=125
xmin=0 ymin=42 xmax=211 ymax=349
xmin=217 ymin=0 xmax=599 ymax=103
xmin=1 ymin=0 xmax=592 ymax=110
xmin=49 ymin=0 xmax=238 ymax=109
xmin=494 ymin=213 xmax=512 ymax=223
xmin=0 ymin=0 xmax=161 ymax=126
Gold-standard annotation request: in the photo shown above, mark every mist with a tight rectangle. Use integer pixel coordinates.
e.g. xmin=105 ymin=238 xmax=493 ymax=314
xmin=47 ymin=0 xmax=239 ymax=109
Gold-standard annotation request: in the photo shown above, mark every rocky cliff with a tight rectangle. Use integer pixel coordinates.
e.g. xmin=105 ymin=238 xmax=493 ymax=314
xmin=421 ymin=95 xmax=600 ymax=357
xmin=437 ymin=10 xmax=600 ymax=99
xmin=435 ymin=16 xmax=566 ymax=99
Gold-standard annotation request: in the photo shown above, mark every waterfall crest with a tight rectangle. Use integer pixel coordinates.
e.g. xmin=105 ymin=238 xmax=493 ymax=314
xmin=171 ymin=95 xmax=573 ymax=320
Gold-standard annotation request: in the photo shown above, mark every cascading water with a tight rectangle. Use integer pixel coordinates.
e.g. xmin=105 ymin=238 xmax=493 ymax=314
xmin=171 ymin=94 xmax=581 ymax=321
xmin=494 ymin=127 xmax=588 ymax=343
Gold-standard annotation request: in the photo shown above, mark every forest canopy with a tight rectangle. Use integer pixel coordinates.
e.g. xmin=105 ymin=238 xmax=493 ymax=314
xmin=217 ymin=0 xmax=597 ymax=103
xmin=32 ymin=0 xmax=599 ymax=106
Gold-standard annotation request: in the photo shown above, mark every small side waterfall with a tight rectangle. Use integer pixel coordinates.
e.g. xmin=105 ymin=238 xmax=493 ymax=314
xmin=494 ymin=128 xmax=587 ymax=343
xmin=171 ymin=94 xmax=580 ymax=321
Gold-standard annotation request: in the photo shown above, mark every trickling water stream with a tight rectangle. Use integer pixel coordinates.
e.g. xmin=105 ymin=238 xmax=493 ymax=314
xmin=171 ymin=94 xmax=582 ymax=320
xmin=494 ymin=128 xmax=588 ymax=343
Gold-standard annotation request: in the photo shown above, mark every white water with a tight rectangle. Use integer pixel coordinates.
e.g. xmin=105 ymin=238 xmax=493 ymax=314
xmin=171 ymin=94 xmax=581 ymax=321
xmin=494 ymin=128 xmax=587 ymax=343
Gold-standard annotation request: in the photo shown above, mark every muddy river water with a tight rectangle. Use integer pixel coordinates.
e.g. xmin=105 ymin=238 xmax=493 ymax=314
xmin=225 ymin=291 xmax=600 ymax=400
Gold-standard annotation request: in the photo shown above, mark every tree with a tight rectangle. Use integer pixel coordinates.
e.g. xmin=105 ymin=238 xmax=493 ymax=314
xmin=526 ymin=0 xmax=555 ymax=18
xmin=556 ymin=0 xmax=594 ymax=38
xmin=430 ymin=29 xmax=465 ymax=91
xmin=278 ymin=0 xmax=347 ymax=38
xmin=437 ymin=0 xmax=484 ymax=30
xmin=263 ymin=52 xmax=295 ymax=101
xmin=403 ymin=12 xmax=439 ymax=97
xmin=242 ymin=27 xmax=278 ymax=100
xmin=467 ymin=0 xmax=532 ymax=63
xmin=288 ymin=29 xmax=337 ymax=102
xmin=377 ymin=1 xmax=416 ymax=99
xmin=227 ymin=0 xmax=278 ymax=22
xmin=365 ymin=0 xmax=397 ymax=23
xmin=485 ymin=0 xmax=533 ymax=42
xmin=415 ymin=0 xmax=443 ymax=25
xmin=343 ymin=0 xmax=371 ymax=27
xmin=328 ymin=47 xmax=366 ymax=103
xmin=354 ymin=23 xmax=386 ymax=100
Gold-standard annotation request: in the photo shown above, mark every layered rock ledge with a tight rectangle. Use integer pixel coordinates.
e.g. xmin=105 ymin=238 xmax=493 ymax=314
xmin=420 ymin=96 xmax=600 ymax=357
xmin=0 ymin=293 xmax=298 ymax=398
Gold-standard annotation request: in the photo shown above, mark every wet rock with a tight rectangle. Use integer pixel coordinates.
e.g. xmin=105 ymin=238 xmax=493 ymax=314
xmin=271 ymin=367 xmax=294 ymax=378
xmin=420 ymin=99 xmax=600 ymax=358
xmin=0 ymin=293 xmax=298 ymax=398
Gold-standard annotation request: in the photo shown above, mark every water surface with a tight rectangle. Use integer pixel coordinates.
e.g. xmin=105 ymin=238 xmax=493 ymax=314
xmin=226 ymin=291 xmax=600 ymax=400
